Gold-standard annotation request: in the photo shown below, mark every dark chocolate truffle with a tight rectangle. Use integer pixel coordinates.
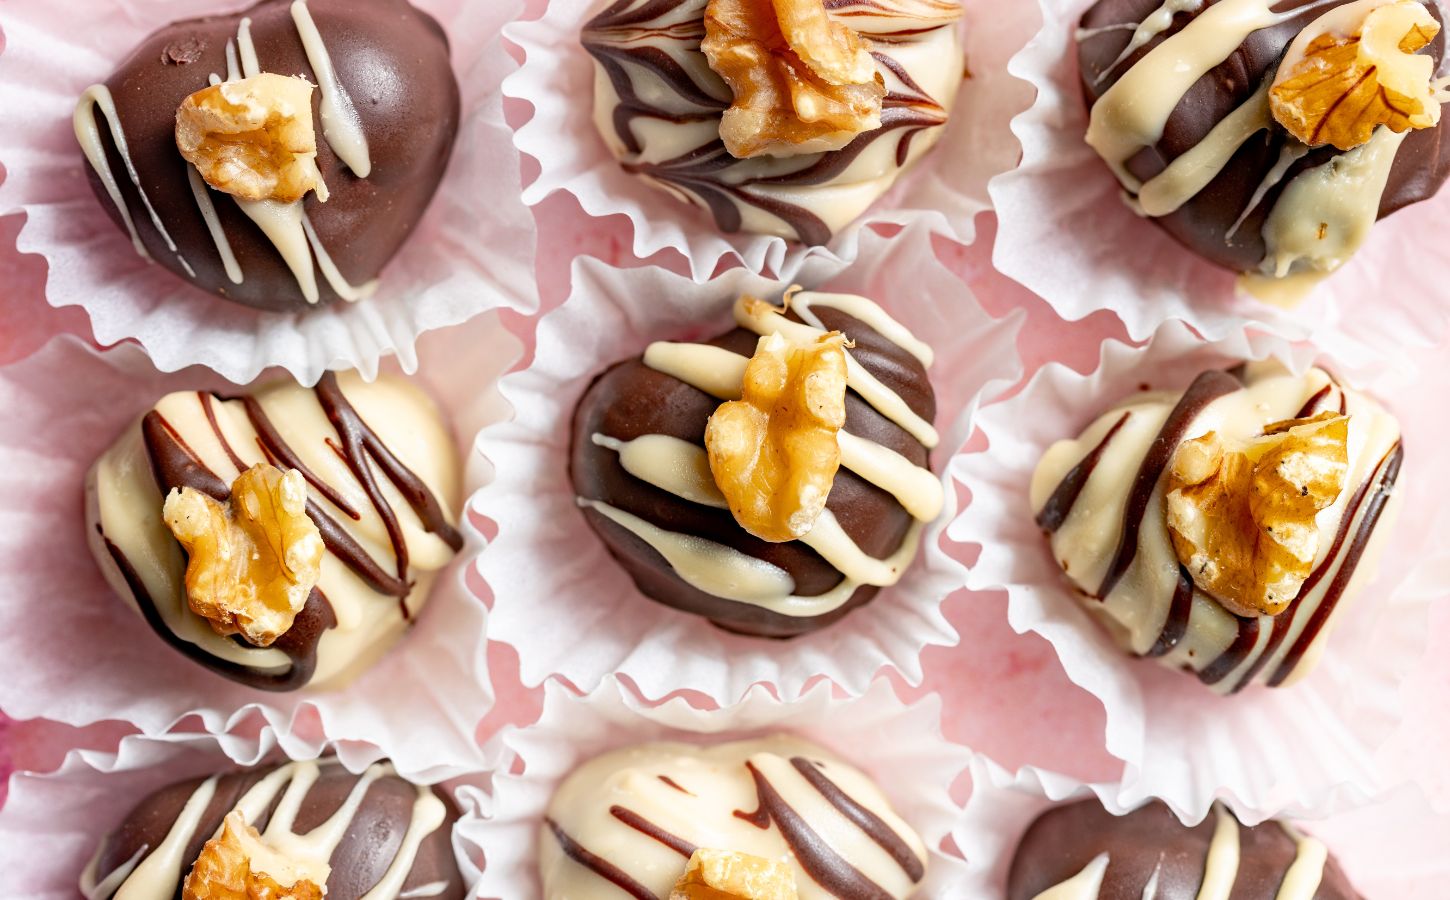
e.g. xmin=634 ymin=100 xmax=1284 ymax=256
xmin=568 ymin=290 xmax=942 ymax=638
xmin=1008 ymin=799 xmax=1362 ymax=900
xmin=1077 ymin=0 xmax=1450 ymax=276
xmin=75 ymin=0 xmax=460 ymax=312
xmin=81 ymin=759 xmax=464 ymax=899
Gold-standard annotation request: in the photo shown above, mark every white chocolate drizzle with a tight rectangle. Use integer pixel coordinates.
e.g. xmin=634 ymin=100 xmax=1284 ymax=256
xmin=1275 ymin=824 xmax=1330 ymax=900
xmin=1227 ymin=141 xmax=1310 ymax=241
xmin=1198 ymin=804 xmax=1242 ymax=900
xmin=75 ymin=0 xmax=379 ymax=303
xmin=1030 ymin=852 xmax=1108 ymax=900
xmin=83 ymin=761 xmax=448 ymax=900
xmin=1136 ymin=82 xmax=1271 ymax=218
xmin=1088 ymin=0 xmax=1206 ymax=86
xmin=292 ymin=0 xmax=373 ymax=177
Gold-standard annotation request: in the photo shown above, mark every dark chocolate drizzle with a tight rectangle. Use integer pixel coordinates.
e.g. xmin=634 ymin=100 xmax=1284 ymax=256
xmin=1095 ymin=370 xmax=1242 ymax=599
xmin=791 ymin=756 xmax=925 ymax=883
xmin=733 ymin=760 xmax=898 ymax=900
xmin=546 ymin=817 xmax=657 ymax=900
xmin=1144 ymin=566 xmax=1194 ymax=659
xmin=1037 ymin=411 xmax=1131 ymax=533
xmin=610 ymin=805 xmax=698 ymax=857
xmin=581 ymin=0 xmax=953 ymax=244
xmin=110 ymin=376 xmax=458 ymax=689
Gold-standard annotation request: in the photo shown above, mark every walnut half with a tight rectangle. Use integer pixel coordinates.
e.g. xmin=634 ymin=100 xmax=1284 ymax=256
xmin=670 ymin=848 xmax=799 ymax=900
xmin=176 ymin=73 xmax=327 ymax=203
xmin=702 ymin=0 xmax=885 ymax=159
xmin=705 ymin=325 xmax=849 ymax=543
xmin=1165 ymin=412 xmax=1350 ymax=618
xmin=184 ymin=811 xmax=328 ymax=900
xmin=1270 ymin=0 xmax=1443 ymax=150
xmin=163 ymin=463 xmax=325 ymax=647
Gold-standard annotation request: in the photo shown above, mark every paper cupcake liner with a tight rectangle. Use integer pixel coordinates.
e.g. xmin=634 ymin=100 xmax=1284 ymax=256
xmin=501 ymin=0 xmax=1039 ymax=282
xmin=0 ymin=725 xmax=491 ymax=897
xmin=0 ymin=0 xmax=539 ymax=385
xmin=465 ymin=676 xmax=971 ymax=897
xmin=469 ymin=222 xmax=1022 ymax=703
xmin=946 ymin=320 xmax=1450 ymax=824
xmin=953 ymin=758 xmax=1450 ymax=898
xmin=0 ymin=312 xmax=522 ymax=777
xmin=988 ymin=0 xmax=1450 ymax=364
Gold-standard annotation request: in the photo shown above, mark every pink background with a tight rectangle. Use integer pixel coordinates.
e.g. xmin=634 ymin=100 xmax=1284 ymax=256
xmin=3 ymin=0 xmax=1450 ymax=892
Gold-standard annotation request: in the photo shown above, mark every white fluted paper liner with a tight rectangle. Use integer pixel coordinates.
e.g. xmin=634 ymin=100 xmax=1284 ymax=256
xmin=465 ymin=677 xmax=970 ymax=897
xmin=501 ymin=0 xmax=1039 ymax=282
xmin=0 ymin=727 xmax=491 ymax=898
xmin=0 ymin=312 xmax=523 ymax=777
xmin=989 ymin=0 xmax=1450 ymax=364
xmin=953 ymin=757 xmax=1450 ymax=898
xmin=470 ymin=223 xmax=1023 ymax=703
xmin=946 ymin=320 xmax=1450 ymax=825
xmin=0 ymin=0 xmax=538 ymax=385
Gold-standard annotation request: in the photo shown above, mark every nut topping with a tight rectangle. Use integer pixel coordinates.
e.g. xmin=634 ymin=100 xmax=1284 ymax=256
xmin=670 ymin=848 xmax=799 ymax=900
xmin=163 ymin=463 xmax=325 ymax=647
xmin=705 ymin=321 xmax=849 ymax=543
xmin=1270 ymin=0 xmax=1443 ymax=150
xmin=176 ymin=73 xmax=327 ymax=203
xmin=1165 ymin=412 xmax=1350 ymax=618
xmin=702 ymin=0 xmax=885 ymax=159
xmin=183 ymin=811 xmax=328 ymax=900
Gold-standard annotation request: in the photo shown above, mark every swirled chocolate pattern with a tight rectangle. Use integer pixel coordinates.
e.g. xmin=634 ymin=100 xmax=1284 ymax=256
xmin=541 ymin=735 xmax=928 ymax=899
xmin=81 ymin=759 xmax=463 ymax=900
xmin=1077 ymin=0 xmax=1450 ymax=288
xmin=1030 ymin=362 xmax=1402 ymax=692
xmin=1008 ymin=799 xmax=1362 ymax=900
xmin=85 ymin=372 xmax=462 ymax=692
xmin=581 ymin=0 xmax=964 ymax=244
xmin=569 ymin=290 xmax=943 ymax=638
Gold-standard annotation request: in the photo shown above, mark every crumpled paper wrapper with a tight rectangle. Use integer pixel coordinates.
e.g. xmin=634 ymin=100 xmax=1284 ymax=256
xmin=0 ymin=726 xmax=491 ymax=898
xmin=0 ymin=311 xmax=521 ymax=779
xmin=947 ymin=320 xmax=1450 ymax=825
xmin=989 ymin=0 xmax=1450 ymax=367
xmin=470 ymin=223 xmax=1022 ymax=703
xmin=953 ymin=757 xmax=1450 ymax=898
xmin=0 ymin=0 xmax=538 ymax=385
xmin=465 ymin=677 xmax=971 ymax=898
xmin=501 ymin=0 xmax=1040 ymax=281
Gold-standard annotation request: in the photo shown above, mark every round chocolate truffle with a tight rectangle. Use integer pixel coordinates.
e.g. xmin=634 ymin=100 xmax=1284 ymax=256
xmin=1008 ymin=799 xmax=1362 ymax=900
xmin=581 ymin=0 xmax=965 ymax=244
xmin=75 ymin=0 xmax=460 ymax=312
xmin=82 ymin=759 xmax=464 ymax=899
xmin=1077 ymin=0 xmax=1450 ymax=278
xmin=569 ymin=290 xmax=942 ymax=638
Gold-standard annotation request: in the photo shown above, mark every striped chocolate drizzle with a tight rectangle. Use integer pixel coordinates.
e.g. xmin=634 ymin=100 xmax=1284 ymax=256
xmin=1036 ymin=410 xmax=1131 ymax=533
xmin=546 ymin=817 xmax=657 ymax=900
xmin=127 ymin=375 xmax=458 ymax=682
xmin=610 ymin=806 xmax=698 ymax=857
xmin=581 ymin=0 xmax=955 ymax=244
xmin=789 ymin=757 xmax=925 ymax=883
xmin=1095 ymin=370 xmax=1242 ymax=599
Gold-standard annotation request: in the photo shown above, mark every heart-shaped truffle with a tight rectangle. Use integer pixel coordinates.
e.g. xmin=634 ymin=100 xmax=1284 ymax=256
xmin=75 ymin=0 xmax=459 ymax=312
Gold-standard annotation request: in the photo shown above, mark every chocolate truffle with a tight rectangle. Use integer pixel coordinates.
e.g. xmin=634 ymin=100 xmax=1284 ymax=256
xmin=582 ymin=0 xmax=964 ymax=245
xmin=81 ymin=759 xmax=464 ymax=899
xmin=1077 ymin=0 xmax=1450 ymax=283
xmin=85 ymin=372 xmax=463 ymax=692
xmin=1008 ymin=799 xmax=1361 ymax=900
xmin=541 ymin=735 xmax=929 ymax=899
xmin=1031 ymin=361 xmax=1402 ymax=692
xmin=74 ymin=0 xmax=460 ymax=312
xmin=570 ymin=289 xmax=943 ymax=638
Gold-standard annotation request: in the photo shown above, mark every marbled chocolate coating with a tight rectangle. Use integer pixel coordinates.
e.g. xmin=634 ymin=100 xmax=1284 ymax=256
xmin=1008 ymin=799 xmax=1361 ymax=900
xmin=541 ymin=735 xmax=928 ymax=899
xmin=85 ymin=371 xmax=462 ymax=691
xmin=569 ymin=291 xmax=941 ymax=638
xmin=1077 ymin=0 xmax=1450 ymax=274
xmin=1030 ymin=362 xmax=1402 ymax=692
xmin=77 ymin=0 xmax=459 ymax=311
xmin=582 ymin=0 xmax=964 ymax=244
xmin=82 ymin=759 xmax=463 ymax=900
